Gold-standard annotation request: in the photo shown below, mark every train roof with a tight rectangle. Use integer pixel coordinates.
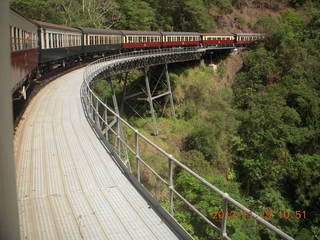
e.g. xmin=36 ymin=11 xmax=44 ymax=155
xmin=201 ymin=33 xmax=234 ymax=36
xmin=10 ymin=8 xmax=37 ymax=26
xmin=162 ymin=32 xmax=200 ymax=36
xmin=77 ymin=27 xmax=122 ymax=35
xmin=235 ymin=32 xmax=264 ymax=36
xmin=121 ymin=30 xmax=161 ymax=36
xmin=33 ymin=20 xmax=81 ymax=33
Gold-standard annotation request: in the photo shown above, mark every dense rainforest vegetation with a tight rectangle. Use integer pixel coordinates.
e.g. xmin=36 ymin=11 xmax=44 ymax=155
xmin=11 ymin=0 xmax=320 ymax=239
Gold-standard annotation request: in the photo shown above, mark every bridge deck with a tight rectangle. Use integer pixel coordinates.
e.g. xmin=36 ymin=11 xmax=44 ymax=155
xmin=14 ymin=68 xmax=179 ymax=240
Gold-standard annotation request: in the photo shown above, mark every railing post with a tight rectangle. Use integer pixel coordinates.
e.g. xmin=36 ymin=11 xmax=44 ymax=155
xmin=90 ymin=92 xmax=94 ymax=120
xmin=135 ymin=130 xmax=140 ymax=182
xmin=95 ymin=99 xmax=101 ymax=130
xmin=168 ymin=155 xmax=174 ymax=216
xmin=104 ymin=107 xmax=109 ymax=141
xmin=221 ymin=193 xmax=229 ymax=240
xmin=116 ymin=116 xmax=120 ymax=156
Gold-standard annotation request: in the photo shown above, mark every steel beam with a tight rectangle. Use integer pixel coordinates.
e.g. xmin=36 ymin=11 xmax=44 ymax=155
xmin=165 ymin=64 xmax=176 ymax=117
xmin=144 ymin=67 xmax=159 ymax=136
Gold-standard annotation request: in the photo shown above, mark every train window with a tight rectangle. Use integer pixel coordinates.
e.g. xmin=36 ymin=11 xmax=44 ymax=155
xmin=16 ymin=28 xmax=20 ymax=50
xmin=53 ymin=33 xmax=56 ymax=48
xmin=16 ymin=29 xmax=19 ymax=50
xmin=21 ymin=30 xmax=24 ymax=49
xmin=10 ymin=26 xmax=13 ymax=51
xmin=21 ymin=29 xmax=24 ymax=49
xmin=13 ymin=27 xmax=17 ymax=51
xmin=48 ymin=33 xmax=51 ymax=48
xmin=63 ymin=34 xmax=66 ymax=47
xmin=16 ymin=28 xmax=19 ymax=50
xmin=52 ymin=33 xmax=54 ymax=48
xmin=33 ymin=33 xmax=37 ymax=48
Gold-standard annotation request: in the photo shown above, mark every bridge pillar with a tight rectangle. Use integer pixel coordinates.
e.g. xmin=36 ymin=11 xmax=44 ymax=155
xmin=0 ymin=1 xmax=21 ymax=239
xmin=144 ymin=67 xmax=159 ymax=136
xmin=119 ymin=64 xmax=176 ymax=136
xmin=165 ymin=64 xmax=176 ymax=118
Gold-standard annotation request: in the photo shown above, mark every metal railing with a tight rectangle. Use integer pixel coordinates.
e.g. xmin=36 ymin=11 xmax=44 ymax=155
xmin=81 ymin=47 xmax=294 ymax=240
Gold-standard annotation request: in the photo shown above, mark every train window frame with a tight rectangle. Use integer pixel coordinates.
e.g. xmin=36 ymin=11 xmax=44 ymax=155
xmin=11 ymin=26 xmax=15 ymax=51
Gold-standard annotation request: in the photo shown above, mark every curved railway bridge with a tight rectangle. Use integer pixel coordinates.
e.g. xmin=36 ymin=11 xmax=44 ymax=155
xmin=14 ymin=47 xmax=294 ymax=240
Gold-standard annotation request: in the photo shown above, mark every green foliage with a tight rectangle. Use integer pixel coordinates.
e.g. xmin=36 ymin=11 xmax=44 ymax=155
xmin=149 ymin=0 xmax=216 ymax=31
xmin=234 ymin=9 xmax=320 ymax=238
xmin=174 ymin=171 xmax=263 ymax=239
xmin=11 ymin=0 xmax=120 ymax=27
xmin=185 ymin=125 xmax=218 ymax=163
xmin=116 ymin=0 xmax=156 ymax=30
xmin=208 ymin=0 xmax=233 ymax=14
xmin=235 ymin=15 xmax=246 ymax=25
xmin=181 ymin=150 xmax=211 ymax=174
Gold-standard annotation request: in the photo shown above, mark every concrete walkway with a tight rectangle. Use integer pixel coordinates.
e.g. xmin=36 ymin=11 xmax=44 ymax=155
xmin=14 ymin=68 xmax=179 ymax=240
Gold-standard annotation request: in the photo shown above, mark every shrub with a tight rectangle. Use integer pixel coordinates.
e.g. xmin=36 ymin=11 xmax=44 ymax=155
xmin=184 ymin=125 xmax=218 ymax=163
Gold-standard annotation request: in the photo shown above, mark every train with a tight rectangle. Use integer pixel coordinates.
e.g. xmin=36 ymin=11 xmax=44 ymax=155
xmin=10 ymin=8 xmax=264 ymax=99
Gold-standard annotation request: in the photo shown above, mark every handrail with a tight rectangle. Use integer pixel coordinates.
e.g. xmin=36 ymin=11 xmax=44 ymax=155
xmin=81 ymin=47 xmax=294 ymax=240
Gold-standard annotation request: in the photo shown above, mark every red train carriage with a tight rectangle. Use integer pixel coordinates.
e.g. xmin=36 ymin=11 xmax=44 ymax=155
xmin=122 ymin=30 xmax=162 ymax=49
xmin=10 ymin=9 xmax=39 ymax=95
xmin=201 ymin=33 xmax=235 ymax=47
xmin=161 ymin=32 xmax=201 ymax=47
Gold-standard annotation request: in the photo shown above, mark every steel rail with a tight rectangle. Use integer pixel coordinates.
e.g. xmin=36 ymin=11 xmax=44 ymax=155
xmin=81 ymin=47 xmax=294 ymax=240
